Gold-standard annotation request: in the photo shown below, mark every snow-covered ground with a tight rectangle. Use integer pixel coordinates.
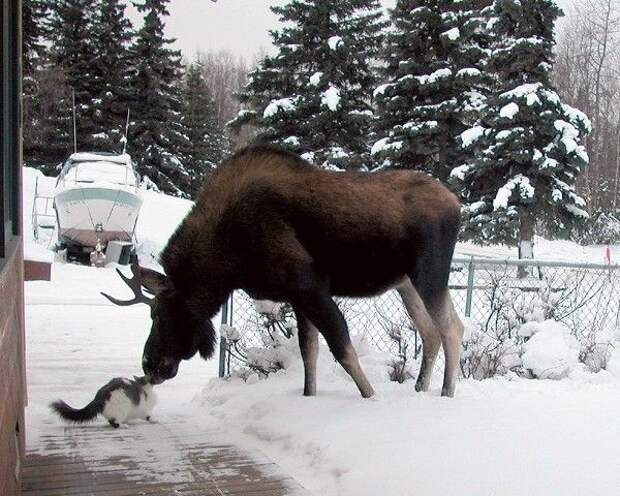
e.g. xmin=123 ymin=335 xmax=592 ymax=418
xmin=198 ymin=351 xmax=620 ymax=496
xmin=23 ymin=167 xmax=620 ymax=495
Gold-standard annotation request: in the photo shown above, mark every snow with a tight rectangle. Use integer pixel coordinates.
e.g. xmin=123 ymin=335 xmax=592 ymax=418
xmin=522 ymin=321 xmax=581 ymax=379
xmin=500 ymin=102 xmax=520 ymax=119
xmin=196 ymin=339 xmax=620 ymax=496
xmin=283 ymin=136 xmax=301 ymax=147
xmin=70 ymin=152 xmax=131 ymax=165
xmin=263 ymin=96 xmax=299 ymax=118
xmin=373 ymin=83 xmax=390 ymax=98
xmin=415 ymin=68 xmax=452 ymax=86
xmin=563 ymin=103 xmax=593 ymax=133
xmin=21 ymin=166 xmax=620 ymax=496
xmin=321 ymin=86 xmax=341 ymax=111
xmin=493 ymin=174 xmax=535 ymax=210
xmin=327 ymin=36 xmax=343 ymax=50
xmin=309 ymin=71 xmax=323 ymax=86
xmin=442 ymin=27 xmax=460 ymax=40
xmin=459 ymin=125 xmax=486 ymax=148
xmin=370 ymin=138 xmax=404 ymax=156
xmin=554 ymin=119 xmax=582 ymax=156
xmin=501 ymin=82 xmax=541 ymax=99
xmin=456 ymin=68 xmax=481 ymax=78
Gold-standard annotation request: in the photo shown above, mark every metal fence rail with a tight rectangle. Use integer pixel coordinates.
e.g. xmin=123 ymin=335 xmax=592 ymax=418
xmin=218 ymin=257 xmax=620 ymax=377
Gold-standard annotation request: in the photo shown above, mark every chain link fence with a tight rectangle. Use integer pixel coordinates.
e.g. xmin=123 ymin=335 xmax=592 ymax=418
xmin=217 ymin=257 xmax=620 ymax=377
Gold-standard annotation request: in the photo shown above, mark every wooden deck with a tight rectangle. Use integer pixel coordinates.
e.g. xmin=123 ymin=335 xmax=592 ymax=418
xmin=22 ymin=421 xmax=309 ymax=496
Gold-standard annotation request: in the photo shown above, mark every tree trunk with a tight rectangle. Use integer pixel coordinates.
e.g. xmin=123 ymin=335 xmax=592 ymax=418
xmin=518 ymin=212 xmax=534 ymax=278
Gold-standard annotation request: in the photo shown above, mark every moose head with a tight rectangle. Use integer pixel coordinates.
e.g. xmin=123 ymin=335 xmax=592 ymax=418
xmin=101 ymin=259 xmax=217 ymax=384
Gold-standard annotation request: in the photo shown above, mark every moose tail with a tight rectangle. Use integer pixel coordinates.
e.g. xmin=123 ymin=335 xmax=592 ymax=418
xmin=50 ymin=398 xmax=104 ymax=423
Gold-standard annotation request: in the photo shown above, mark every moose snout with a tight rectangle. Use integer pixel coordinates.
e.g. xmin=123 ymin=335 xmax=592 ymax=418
xmin=142 ymin=355 xmax=179 ymax=384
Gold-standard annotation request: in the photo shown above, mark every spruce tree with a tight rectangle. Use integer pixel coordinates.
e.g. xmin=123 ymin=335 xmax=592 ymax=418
xmin=129 ymin=0 xmax=191 ymax=197
xmin=180 ymin=62 xmax=229 ymax=197
xmin=23 ymin=0 xmax=51 ymax=167
xmin=90 ymin=0 xmax=134 ymax=152
xmin=230 ymin=0 xmax=386 ymax=170
xmin=372 ymin=0 xmax=492 ymax=180
xmin=23 ymin=0 xmax=48 ymax=77
xmin=48 ymin=0 xmax=99 ymax=153
xmin=449 ymin=0 xmax=591 ymax=253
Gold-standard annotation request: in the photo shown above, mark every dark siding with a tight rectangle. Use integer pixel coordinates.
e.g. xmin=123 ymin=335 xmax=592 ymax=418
xmin=1 ymin=1 xmax=26 ymax=495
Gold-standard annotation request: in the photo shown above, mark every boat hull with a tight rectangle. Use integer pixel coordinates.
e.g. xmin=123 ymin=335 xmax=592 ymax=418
xmin=55 ymin=186 xmax=143 ymax=249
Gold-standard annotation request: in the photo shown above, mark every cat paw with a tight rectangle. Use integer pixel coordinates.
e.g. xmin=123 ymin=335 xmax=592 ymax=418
xmin=108 ymin=420 xmax=120 ymax=429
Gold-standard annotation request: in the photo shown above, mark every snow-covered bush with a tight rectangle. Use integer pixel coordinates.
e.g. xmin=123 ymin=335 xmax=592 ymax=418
xmin=373 ymin=302 xmax=420 ymax=383
xmin=460 ymin=319 xmax=523 ymax=380
xmin=460 ymin=262 xmax=620 ymax=379
xmin=222 ymin=299 xmax=298 ymax=379
xmin=521 ymin=320 xmax=580 ymax=379
xmin=575 ymin=329 xmax=615 ymax=373
xmin=385 ymin=326 xmax=415 ymax=384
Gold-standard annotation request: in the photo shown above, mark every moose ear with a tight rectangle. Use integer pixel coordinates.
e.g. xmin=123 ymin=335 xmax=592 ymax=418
xmin=138 ymin=266 xmax=170 ymax=295
xmin=198 ymin=321 xmax=217 ymax=360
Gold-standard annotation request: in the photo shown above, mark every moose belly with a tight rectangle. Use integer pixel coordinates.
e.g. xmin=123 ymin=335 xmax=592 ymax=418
xmin=326 ymin=255 xmax=406 ymax=298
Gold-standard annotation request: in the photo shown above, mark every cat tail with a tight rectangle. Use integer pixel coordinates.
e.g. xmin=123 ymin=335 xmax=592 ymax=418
xmin=50 ymin=398 xmax=104 ymax=423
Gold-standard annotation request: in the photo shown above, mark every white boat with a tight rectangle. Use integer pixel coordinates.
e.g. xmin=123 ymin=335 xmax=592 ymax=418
xmin=54 ymin=152 xmax=143 ymax=255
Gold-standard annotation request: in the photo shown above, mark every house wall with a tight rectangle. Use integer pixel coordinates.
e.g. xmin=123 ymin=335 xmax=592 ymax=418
xmin=1 ymin=0 xmax=26 ymax=494
xmin=0 ymin=246 xmax=26 ymax=496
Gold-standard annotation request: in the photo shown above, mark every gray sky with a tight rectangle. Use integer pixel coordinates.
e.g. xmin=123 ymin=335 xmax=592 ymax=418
xmin=127 ymin=0 xmax=575 ymax=61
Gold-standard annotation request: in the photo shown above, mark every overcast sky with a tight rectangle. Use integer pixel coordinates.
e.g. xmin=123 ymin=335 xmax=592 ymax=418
xmin=127 ymin=0 xmax=575 ymax=62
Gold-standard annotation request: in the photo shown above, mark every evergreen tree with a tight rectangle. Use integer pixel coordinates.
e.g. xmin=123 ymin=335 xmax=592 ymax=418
xmin=23 ymin=0 xmax=51 ymax=167
xmin=129 ymin=0 xmax=191 ymax=197
xmin=230 ymin=0 xmax=386 ymax=170
xmin=180 ymin=62 xmax=229 ymax=197
xmin=23 ymin=0 xmax=48 ymax=77
xmin=48 ymin=0 xmax=100 ymax=154
xmin=372 ymin=0 xmax=492 ymax=180
xmin=449 ymin=0 xmax=591 ymax=253
xmin=90 ymin=0 xmax=134 ymax=152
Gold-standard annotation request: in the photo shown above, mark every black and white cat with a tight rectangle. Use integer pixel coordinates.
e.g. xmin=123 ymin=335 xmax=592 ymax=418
xmin=50 ymin=376 xmax=157 ymax=428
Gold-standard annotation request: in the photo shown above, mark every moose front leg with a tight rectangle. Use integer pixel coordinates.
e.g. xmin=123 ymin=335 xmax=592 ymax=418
xmin=296 ymin=292 xmax=374 ymax=399
xmin=294 ymin=309 xmax=319 ymax=396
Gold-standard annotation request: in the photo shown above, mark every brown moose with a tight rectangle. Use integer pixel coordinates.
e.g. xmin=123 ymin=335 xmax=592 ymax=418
xmin=103 ymin=145 xmax=464 ymax=398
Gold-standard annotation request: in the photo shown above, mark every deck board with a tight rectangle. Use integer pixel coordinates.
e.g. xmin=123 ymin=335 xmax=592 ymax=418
xmin=23 ymin=423 xmax=309 ymax=496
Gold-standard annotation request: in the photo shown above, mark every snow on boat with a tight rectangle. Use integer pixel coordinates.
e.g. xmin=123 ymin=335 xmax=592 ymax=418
xmin=54 ymin=152 xmax=143 ymax=254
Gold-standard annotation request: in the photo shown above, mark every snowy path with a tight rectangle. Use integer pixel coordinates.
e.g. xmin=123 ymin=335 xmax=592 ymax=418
xmin=24 ymin=263 xmax=310 ymax=495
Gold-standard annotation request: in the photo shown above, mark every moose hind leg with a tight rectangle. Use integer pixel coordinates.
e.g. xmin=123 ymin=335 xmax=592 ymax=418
xmin=436 ymin=295 xmax=464 ymax=398
xmin=296 ymin=292 xmax=374 ymax=398
xmin=294 ymin=308 xmax=319 ymax=396
xmin=397 ymin=279 xmax=441 ymax=393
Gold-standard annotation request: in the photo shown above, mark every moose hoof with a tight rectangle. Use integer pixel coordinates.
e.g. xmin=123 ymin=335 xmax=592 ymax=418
xmin=415 ymin=379 xmax=430 ymax=393
xmin=441 ymin=386 xmax=455 ymax=398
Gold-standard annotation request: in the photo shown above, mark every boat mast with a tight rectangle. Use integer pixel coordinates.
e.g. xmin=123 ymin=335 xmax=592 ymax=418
xmin=122 ymin=108 xmax=131 ymax=155
xmin=72 ymin=88 xmax=77 ymax=154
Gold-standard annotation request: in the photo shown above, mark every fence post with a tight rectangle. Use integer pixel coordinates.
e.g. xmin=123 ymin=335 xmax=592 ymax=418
xmin=218 ymin=294 xmax=230 ymax=378
xmin=465 ymin=258 xmax=475 ymax=318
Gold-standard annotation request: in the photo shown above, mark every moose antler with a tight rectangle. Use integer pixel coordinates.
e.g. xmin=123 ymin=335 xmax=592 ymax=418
xmin=101 ymin=258 xmax=155 ymax=307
